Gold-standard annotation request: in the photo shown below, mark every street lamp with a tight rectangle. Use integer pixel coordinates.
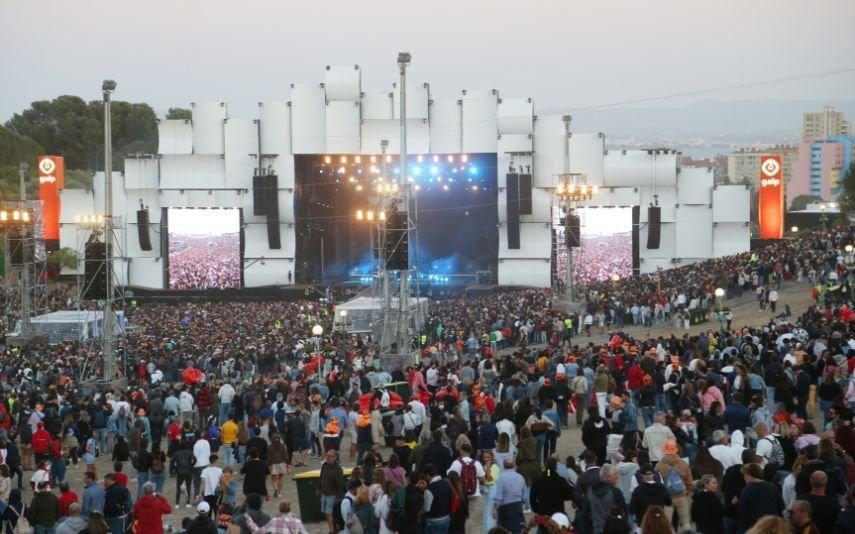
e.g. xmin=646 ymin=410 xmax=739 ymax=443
xmin=312 ymin=324 xmax=324 ymax=383
xmin=791 ymin=226 xmax=799 ymax=234
xmin=714 ymin=287 xmax=726 ymax=331
xmin=555 ymin=174 xmax=598 ymax=302
xmin=339 ymin=310 xmax=348 ymax=333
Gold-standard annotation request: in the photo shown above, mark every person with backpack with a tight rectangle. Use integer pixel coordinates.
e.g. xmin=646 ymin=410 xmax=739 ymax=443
xmin=627 ymin=464 xmax=671 ymax=526
xmin=333 ymin=479 xmax=362 ymax=534
xmin=754 ymin=421 xmax=786 ymax=470
xmin=318 ymin=449 xmax=347 ymax=534
xmin=446 ymin=444 xmax=485 ymax=497
xmin=171 ymin=443 xmax=196 ymax=509
xmin=654 ymin=440 xmax=692 ymax=531
xmin=575 ymin=463 xmax=627 ymax=534
xmin=422 ymin=463 xmax=453 ymax=534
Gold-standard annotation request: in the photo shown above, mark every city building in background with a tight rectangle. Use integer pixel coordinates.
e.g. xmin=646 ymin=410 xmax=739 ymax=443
xmin=790 ymin=135 xmax=855 ymax=201
xmin=727 ymin=145 xmax=798 ymax=187
xmin=802 ymin=105 xmax=851 ymax=138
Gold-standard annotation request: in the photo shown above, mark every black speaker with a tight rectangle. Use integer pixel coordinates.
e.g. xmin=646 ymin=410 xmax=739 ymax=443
xmin=647 ymin=206 xmax=661 ymax=249
xmin=83 ymin=241 xmax=108 ymax=300
xmin=137 ymin=209 xmax=152 ymax=251
xmin=7 ymin=236 xmax=24 ymax=266
xmin=385 ymin=211 xmax=409 ymax=270
xmin=632 ymin=206 xmax=641 ymax=275
xmin=519 ymin=174 xmax=532 ymax=215
xmin=506 ymin=173 xmax=520 ymax=249
xmin=253 ymin=174 xmax=278 ymax=216
xmin=267 ymin=216 xmax=281 ymax=249
xmin=565 ymin=214 xmax=581 ymax=248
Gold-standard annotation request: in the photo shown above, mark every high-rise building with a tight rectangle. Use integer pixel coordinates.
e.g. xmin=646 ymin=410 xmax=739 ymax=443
xmin=727 ymin=145 xmax=798 ymax=187
xmin=803 ymin=106 xmax=851 ymax=138
xmin=790 ymin=135 xmax=855 ymax=202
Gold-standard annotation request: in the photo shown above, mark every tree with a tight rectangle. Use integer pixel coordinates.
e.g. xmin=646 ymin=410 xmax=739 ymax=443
xmin=46 ymin=247 xmax=79 ymax=271
xmin=166 ymin=107 xmax=192 ymax=120
xmin=63 ymin=169 xmax=93 ymax=190
xmin=789 ymin=194 xmax=822 ymax=211
xmin=839 ymin=161 xmax=855 ymax=218
xmin=5 ymin=96 xmax=158 ymax=171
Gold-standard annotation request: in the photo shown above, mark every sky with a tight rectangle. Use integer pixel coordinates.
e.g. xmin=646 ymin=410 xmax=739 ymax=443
xmin=168 ymin=207 xmax=239 ymax=236
xmin=2 ymin=0 xmax=854 ymax=128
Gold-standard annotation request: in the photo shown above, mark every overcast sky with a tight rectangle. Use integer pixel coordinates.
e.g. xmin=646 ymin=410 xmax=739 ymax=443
xmin=2 ymin=0 xmax=854 ymax=123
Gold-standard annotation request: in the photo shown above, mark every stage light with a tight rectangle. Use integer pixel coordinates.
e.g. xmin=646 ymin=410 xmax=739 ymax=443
xmin=371 ymin=155 xmax=377 ymax=163
xmin=337 ymin=167 xmax=345 ymax=174
xmin=367 ymin=211 xmax=374 ymax=221
xmin=324 ymin=156 xmax=332 ymax=164
xmin=472 ymin=185 xmax=479 ymax=191
xmin=412 ymin=166 xmax=421 ymax=176
xmin=452 ymin=168 xmax=458 ymax=173
xmin=417 ymin=155 xmax=424 ymax=162
xmin=354 ymin=156 xmax=361 ymax=163
xmin=437 ymin=176 xmax=443 ymax=182
xmin=355 ymin=185 xmax=363 ymax=191
xmin=430 ymin=166 xmax=438 ymax=175
xmin=379 ymin=211 xmax=386 ymax=221
xmin=0 ymin=212 xmax=7 ymax=222
xmin=592 ymin=185 xmax=599 ymax=195
xmin=13 ymin=211 xmax=20 ymax=221
xmin=386 ymin=155 xmax=392 ymax=163
xmin=394 ymin=168 xmax=400 ymax=174
xmin=461 ymin=154 xmax=469 ymax=162
xmin=340 ymin=156 xmax=347 ymax=163
xmin=371 ymin=166 xmax=379 ymax=174
xmin=356 ymin=210 xmax=364 ymax=220
xmin=414 ymin=185 xmax=421 ymax=191
xmin=469 ymin=166 xmax=478 ymax=175
xmin=348 ymin=176 xmax=356 ymax=183
xmin=443 ymin=184 xmax=449 ymax=191
xmin=447 ymin=155 xmax=454 ymax=162
xmin=433 ymin=155 xmax=439 ymax=162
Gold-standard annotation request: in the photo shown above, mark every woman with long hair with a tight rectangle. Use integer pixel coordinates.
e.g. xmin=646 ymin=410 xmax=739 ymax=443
xmin=447 ymin=470 xmax=469 ymax=534
xmin=795 ymin=421 xmax=819 ymax=451
xmin=373 ymin=480 xmax=395 ymax=534
xmin=782 ymin=455 xmax=807 ymax=510
xmin=744 ymin=515 xmax=790 ymax=534
xmin=692 ymin=445 xmax=724 ymax=480
xmin=493 ymin=432 xmax=516 ymax=471
xmin=640 ymin=505 xmax=673 ymax=534
xmin=382 ymin=453 xmax=406 ymax=491
xmin=84 ymin=511 xmax=110 ymax=534
xmin=353 ymin=485 xmax=377 ymax=534
xmin=516 ymin=426 xmax=541 ymax=511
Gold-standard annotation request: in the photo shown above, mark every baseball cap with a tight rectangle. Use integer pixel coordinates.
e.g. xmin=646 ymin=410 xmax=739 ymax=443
xmin=550 ymin=513 xmax=570 ymax=528
xmin=197 ymin=501 xmax=210 ymax=514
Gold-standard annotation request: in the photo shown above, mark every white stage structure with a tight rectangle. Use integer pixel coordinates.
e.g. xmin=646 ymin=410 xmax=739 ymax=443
xmin=61 ymin=65 xmax=749 ymax=289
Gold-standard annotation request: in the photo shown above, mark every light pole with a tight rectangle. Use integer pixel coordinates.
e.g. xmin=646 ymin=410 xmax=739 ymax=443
xmin=339 ymin=310 xmax=348 ymax=333
xmin=714 ymin=287 xmax=725 ymax=331
xmin=555 ymin=176 xmax=597 ymax=302
xmin=18 ymin=162 xmax=31 ymax=339
xmin=791 ymin=226 xmax=799 ymax=234
xmin=102 ymin=79 xmax=117 ymax=382
xmin=396 ymin=51 xmax=411 ymax=360
xmin=312 ymin=324 xmax=324 ymax=384
xmin=845 ymin=245 xmax=855 ymax=302
xmin=820 ymin=203 xmax=828 ymax=231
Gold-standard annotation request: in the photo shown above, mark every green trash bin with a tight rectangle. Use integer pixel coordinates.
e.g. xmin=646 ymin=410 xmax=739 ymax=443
xmin=293 ymin=467 xmax=353 ymax=523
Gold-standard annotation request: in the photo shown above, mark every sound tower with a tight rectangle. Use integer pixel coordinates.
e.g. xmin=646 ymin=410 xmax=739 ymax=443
xmin=632 ymin=206 xmax=641 ymax=275
xmin=506 ymin=173 xmax=520 ymax=249
xmin=83 ymin=241 xmax=108 ymax=300
xmin=385 ymin=210 xmax=408 ymax=270
xmin=519 ymin=174 xmax=533 ymax=215
xmin=565 ymin=214 xmax=581 ymax=248
xmin=267 ymin=182 xmax=281 ymax=249
xmin=136 ymin=209 xmax=152 ymax=251
xmin=647 ymin=206 xmax=661 ymax=249
xmin=6 ymin=236 xmax=24 ymax=266
xmin=253 ymin=174 xmax=278 ymax=216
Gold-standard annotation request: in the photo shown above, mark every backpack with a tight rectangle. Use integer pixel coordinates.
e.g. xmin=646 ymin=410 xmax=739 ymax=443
xmin=762 ymin=436 xmax=786 ymax=468
xmin=332 ymin=495 xmax=352 ymax=532
xmin=385 ymin=488 xmax=406 ymax=531
xmin=664 ymin=466 xmax=686 ymax=495
xmin=460 ymin=459 xmax=478 ymax=496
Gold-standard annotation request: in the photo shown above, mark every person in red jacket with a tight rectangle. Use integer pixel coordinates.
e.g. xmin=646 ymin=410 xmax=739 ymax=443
xmin=132 ymin=481 xmax=172 ymax=534
xmin=0 ymin=403 xmax=11 ymax=432
xmin=32 ymin=422 xmax=51 ymax=463
xmin=58 ymin=481 xmax=79 ymax=517
xmin=195 ymin=385 xmax=212 ymax=428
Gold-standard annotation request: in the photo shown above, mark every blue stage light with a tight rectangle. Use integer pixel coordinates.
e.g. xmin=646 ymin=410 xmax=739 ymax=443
xmin=412 ymin=166 xmax=421 ymax=176
xmin=468 ymin=166 xmax=478 ymax=175
xmin=430 ymin=166 xmax=439 ymax=175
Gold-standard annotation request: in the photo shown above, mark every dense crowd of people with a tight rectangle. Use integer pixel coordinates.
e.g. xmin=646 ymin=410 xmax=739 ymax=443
xmin=0 ymin=227 xmax=852 ymax=534
xmin=168 ymin=235 xmax=241 ymax=290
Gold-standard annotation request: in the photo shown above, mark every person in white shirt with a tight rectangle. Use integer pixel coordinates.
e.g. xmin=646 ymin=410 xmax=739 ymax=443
xmin=339 ymin=481 xmax=361 ymax=534
xmin=447 ymin=444 xmax=486 ymax=496
xmin=217 ymin=383 xmax=235 ymax=425
xmin=192 ymin=437 xmax=211 ymax=497
xmin=408 ymin=399 xmax=427 ymax=424
xmin=426 ymin=365 xmax=439 ymax=391
xmin=179 ymin=388 xmax=195 ymax=423
xmin=198 ymin=454 xmax=223 ymax=516
xmin=496 ymin=417 xmax=516 ymax=444
xmin=708 ymin=429 xmax=738 ymax=469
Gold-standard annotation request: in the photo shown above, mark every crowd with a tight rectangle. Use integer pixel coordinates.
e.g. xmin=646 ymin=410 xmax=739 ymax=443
xmin=168 ymin=235 xmax=241 ymax=290
xmin=0 ymin=227 xmax=851 ymax=534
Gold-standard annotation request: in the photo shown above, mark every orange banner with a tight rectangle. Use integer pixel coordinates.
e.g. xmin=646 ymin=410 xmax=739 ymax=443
xmin=758 ymin=155 xmax=783 ymax=239
xmin=37 ymin=156 xmax=64 ymax=245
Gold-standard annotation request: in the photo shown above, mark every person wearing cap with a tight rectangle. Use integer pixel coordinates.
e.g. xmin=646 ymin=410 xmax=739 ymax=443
xmin=131 ymin=481 xmax=171 ymax=534
xmin=185 ymin=501 xmax=218 ymax=534
xmin=655 ymin=440 xmax=692 ymax=530
xmin=628 ymin=463 xmax=671 ymax=526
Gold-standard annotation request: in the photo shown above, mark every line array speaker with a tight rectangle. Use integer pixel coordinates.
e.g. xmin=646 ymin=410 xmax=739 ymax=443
xmin=136 ymin=209 xmax=152 ymax=251
xmin=83 ymin=241 xmax=108 ymax=300
xmin=519 ymin=174 xmax=532 ymax=215
xmin=506 ymin=173 xmax=520 ymax=249
xmin=565 ymin=214 xmax=580 ymax=248
xmin=252 ymin=174 xmax=278 ymax=216
xmin=385 ymin=210 xmax=409 ymax=270
xmin=647 ymin=206 xmax=661 ymax=249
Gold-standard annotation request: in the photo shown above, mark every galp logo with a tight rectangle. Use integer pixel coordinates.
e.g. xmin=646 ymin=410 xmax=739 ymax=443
xmin=760 ymin=158 xmax=780 ymax=178
xmin=38 ymin=157 xmax=57 ymax=184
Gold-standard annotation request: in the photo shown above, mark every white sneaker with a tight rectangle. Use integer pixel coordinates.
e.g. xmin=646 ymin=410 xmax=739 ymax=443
xmin=186 ymin=504 xmax=192 ymax=509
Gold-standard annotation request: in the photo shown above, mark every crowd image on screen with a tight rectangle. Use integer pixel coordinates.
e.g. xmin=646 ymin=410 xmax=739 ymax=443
xmin=0 ymin=226 xmax=852 ymax=534
xmin=571 ymin=234 xmax=634 ymax=285
xmin=168 ymin=234 xmax=241 ymax=290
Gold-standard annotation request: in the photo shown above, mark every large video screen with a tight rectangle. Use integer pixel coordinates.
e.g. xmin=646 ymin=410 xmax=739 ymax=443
xmin=168 ymin=208 xmax=241 ymax=289
xmin=294 ymin=154 xmax=498 ymax=284
xmin=572 ymin=207 xmax=633 ymax=283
